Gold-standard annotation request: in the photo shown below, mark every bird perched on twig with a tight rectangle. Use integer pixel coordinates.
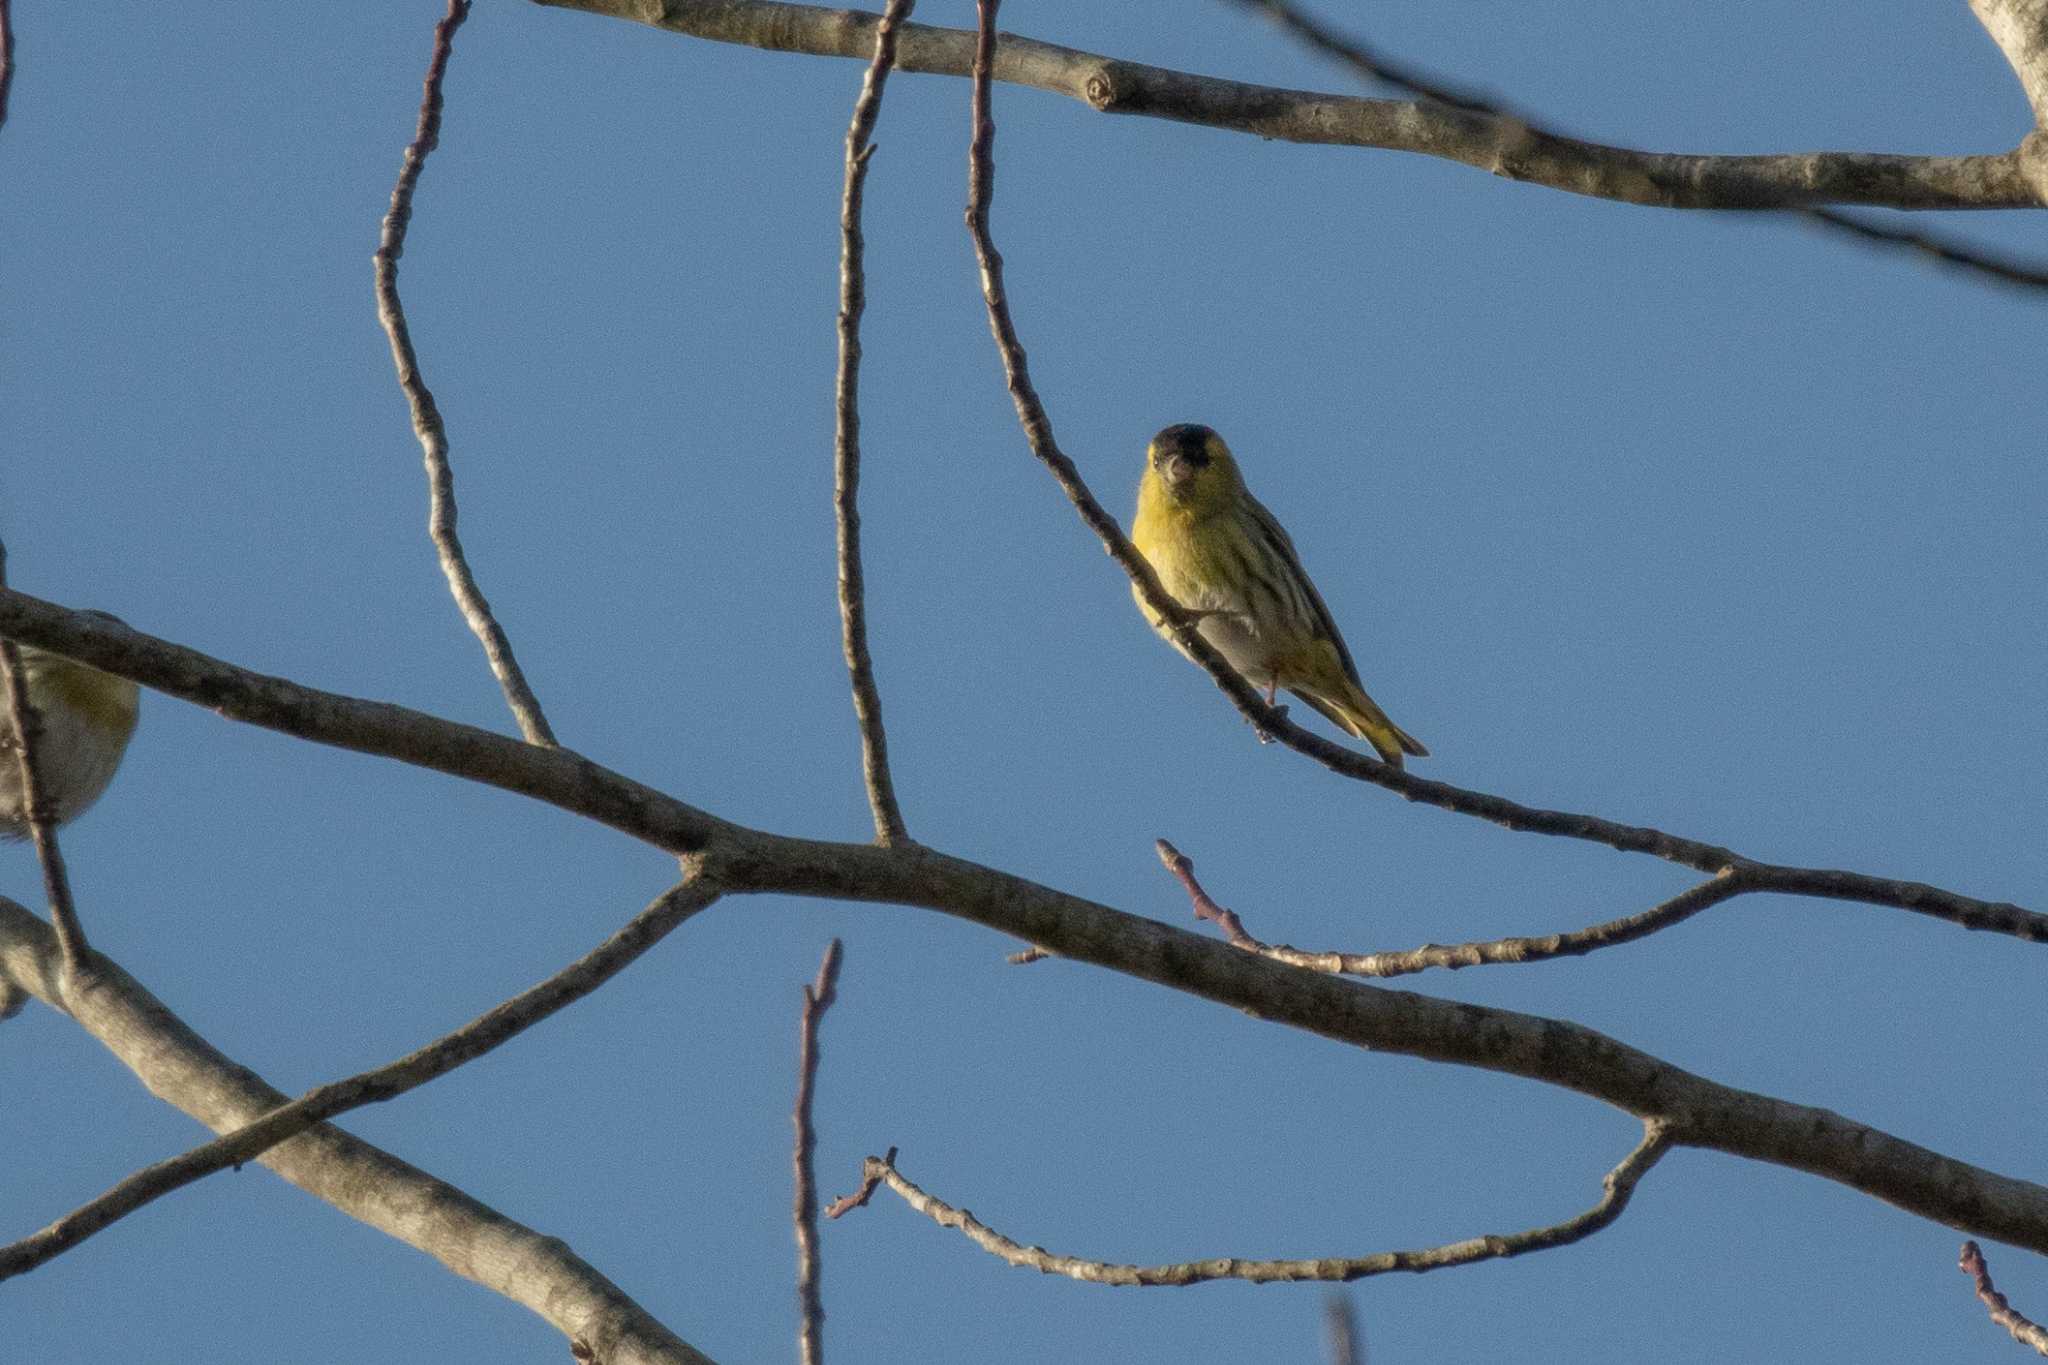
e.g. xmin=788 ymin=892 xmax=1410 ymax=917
xmin=1131 ymin=423 xmax=1426 ymax=768
xmin=1 ymin=613 xmax=140 ymax=836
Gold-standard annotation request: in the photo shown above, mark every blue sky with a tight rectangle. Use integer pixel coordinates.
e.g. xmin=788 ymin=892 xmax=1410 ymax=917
xmin=4 ymin=2 xmax=2045 ymax=1360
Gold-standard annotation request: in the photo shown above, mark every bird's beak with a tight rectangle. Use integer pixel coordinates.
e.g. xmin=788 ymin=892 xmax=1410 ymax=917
xmin=1153 ymin=449 xmax=1193 ymax=485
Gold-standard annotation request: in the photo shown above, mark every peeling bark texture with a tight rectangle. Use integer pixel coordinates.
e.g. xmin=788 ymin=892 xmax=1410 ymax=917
xmin=530 ymin=0 xmax=2042 ymax=209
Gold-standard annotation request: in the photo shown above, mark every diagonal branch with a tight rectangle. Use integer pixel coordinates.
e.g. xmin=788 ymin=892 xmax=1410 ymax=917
xmin=533 ymin=0 xmax=2042 ymax=212
xmin=1227 ymin=0 xmax=2048 ymax=291
xmin=1158 ymin=838 xmax=1748 ymax=978
xmin=0 ymin=874 xmax=721 ymax=1284
xmin=0 ymin=546 xmax=86 ymax=970
xmin=829 ymin=1123 xmax=1672 ymax=1285
xmin=952 ymin=9 xmax=2046 ymax=944
xmin=1971 ymin=0 xmax=2048 ymax=128
xmin=2 ymin=599 xmax=2048 ymax=1257
xmin=376 ymin=0 xmax=559 ymax=747
xmin=0 ymin=898 xmax=713 ymax=1364
xmin=794 ymin=938 xmax=845 ymax=1365
xmin=834 ymin=0 xmax=916 ymax=846
xmin=1961 ymin=1241 xmax=2048 ymax=1356
xmin=2 ymin=593 xmax=2039 ymax=948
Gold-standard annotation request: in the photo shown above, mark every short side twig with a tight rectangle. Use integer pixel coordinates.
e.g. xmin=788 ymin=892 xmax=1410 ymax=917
xmin=830 ymin=1122 xmax=1672 ymax=1285
xmin=1158 ymin=839 xmax=1747 ymax=978
xmin=835 ymin=0 xmax=916 ymax=846
xmin=0 ymin=873 xmax=722 ymax=1280
xmin=1226 ymin=0 xmax=2048 ymax=292
xmin=1324 ymin=1292 xmax=1363 ymax=1365
xmin=374 ymin=0 xmax=558 ymax=747
xmin=0 ymin=546 xmax=85 ymax=971
xmin=0 ymin=0 xmax=15 ymax=130
xmin=1961 ymin=1241 xmax=2048 ymax=1356
xmin=794 ymin=938 xmax=845 ymax=1365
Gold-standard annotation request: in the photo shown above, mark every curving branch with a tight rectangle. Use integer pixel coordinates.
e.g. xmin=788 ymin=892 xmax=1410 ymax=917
xmin=5 ymin=596 xmax=2048 ymax=1257
xmin=1227 ymin=0 xmax=2048 ymax=291
xmin=1158 ymin=838 xmax=1747 ymax=979
xmin=0 ymin=0 xmax=13 ymax=132
xmin=1961 ymin=1241 xmax=2048 ymax=1356
xmin=949 ymin=4 xmax=2048 ymax=945
xmin=833 ymin=0 xmax=915 ymax=846
xmin=0 ymin=898 xmax=714 ymax=1365
xmin=532 ymin=0 xmax=2043 ymax=213
xmin=793 ymin=939 xmax=844 ymax=1365
xmin=0 ymin=875 xmax=720 ymax=1284
xmin=828 ymin=1124 xmax=1672 ymax=1285
xmin=376 ymin=0 xmax=559 ymax=747
xmin=0 ymin=546 xmax=86 ymax=969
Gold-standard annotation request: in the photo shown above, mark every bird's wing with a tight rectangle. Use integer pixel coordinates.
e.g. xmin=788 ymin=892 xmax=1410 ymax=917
xmin=1244 ymin=493 xmax=1364 ymax=688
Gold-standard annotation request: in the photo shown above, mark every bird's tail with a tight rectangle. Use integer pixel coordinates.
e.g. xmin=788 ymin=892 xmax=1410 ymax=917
xmin=1295 ymin=681 xmax=1428 ymax=769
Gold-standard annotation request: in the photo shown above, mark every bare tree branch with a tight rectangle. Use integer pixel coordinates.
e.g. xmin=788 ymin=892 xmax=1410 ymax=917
xmin=6 ymin=597 xmax=2048 ymax=1256
xmin=830 ymin=1124 xmax=1672 ymax=1285
xmin=0 ymin=0 xmax=14 ymax=131
xmin=1961 ymin=1241 xmax=2048 ymax=1357
xmin=376 ymin=0 xmax=559 ymax=747
xmin=0 ymin=546 xmax=86 ymax=970
xmin=1159 ymin=838 xmax=1747 ymax=978
xmin=953 ymin=8 xmax=2048 ymax=941
xmin=1971 ymin=0 xmax=2048 ymax=128
xmin=794 ymin=939 xmax=844 ymax=1365
xmin=834 ymin=0 xmax=915 ymax=846
xmin=0 ymin=874 xmax=721 ymax=1285
xmin=0 ymin=899 xmax=714 ymax=1365
xmin=1324 ymin=1292 xmax=1363 ymax=1365
xmin=532 ymin=0 xmax=2042 ymax=213
xmin=1226 ymin=0 xmax=2048 ymax=291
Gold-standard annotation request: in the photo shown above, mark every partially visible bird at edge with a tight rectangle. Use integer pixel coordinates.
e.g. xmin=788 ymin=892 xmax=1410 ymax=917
xmin=0 ymin=612 xmax=140 ymax=836
xmin=1131 ymin=423 xmax=1427 ymax=768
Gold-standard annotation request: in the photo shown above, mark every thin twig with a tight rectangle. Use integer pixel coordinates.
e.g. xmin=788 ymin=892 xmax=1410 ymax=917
xmin=1225 ymin=0 xmax=2048 ymax=293
xmin=1324 ymin=1292 xmax=1364 ymax=1365
xmin=1961 ymin=1241 xmax=2048 ymax=1356
xmin=831 ymin=1122 xmax=1672 ymax=1285
xmin=0 ymin=0 xmax=15 ymax=131
xmin=375 ymin=0 xmax=558 ymax=747
xmin=1158 ymin=839 xmax=1748 ymax=978
xmin=834 ymin=0 xmax=915 ymax=846
xmin=0 ymin=873 xmax=722 ymax=1280
xmin=5 ymin=593 xmax=2042 ymax=945
xmin=0 ymin=546 xmax=85 ymax=971
xmin=0 ymin=899 xmax=710 ymax=1364
xmin=824 ymin=1144 xmax=895 ymax=1220
xmin=794 ymin=938 xmax=845 ymax=1365
xmin=955 ymin=13 xmax=2048 ymax=945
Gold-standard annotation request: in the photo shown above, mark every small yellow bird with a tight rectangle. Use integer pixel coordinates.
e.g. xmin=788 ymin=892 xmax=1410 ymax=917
xmin=1 ymin=615 xmax=141 ymax=836
xmin=1131 ymin=423 xmax=1426 ymax=767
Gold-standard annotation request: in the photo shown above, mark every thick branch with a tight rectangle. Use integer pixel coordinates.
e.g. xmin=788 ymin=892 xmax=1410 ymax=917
xmin=6 ymin=595 xmax=2048 ymax=1253
xmin=0 ymin=900 xmax=713 ymax=1365
xmin=833 ymin=0 xmax=914 ymax=846
xmin=0 ymin=875 xmax=720 ymax=1283
xmin=1973 ymin=0 xmax=2048 ymax=129
xmin=376 ymin=0 xmax=559 ymax=747
xmin=833 ymin=1123 xmax=1670 ymax=1284
xmin=1 ymin=594 xmax=2037 ymax=946
xmin=532 ymin=0 xmax=2040 ymax=210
